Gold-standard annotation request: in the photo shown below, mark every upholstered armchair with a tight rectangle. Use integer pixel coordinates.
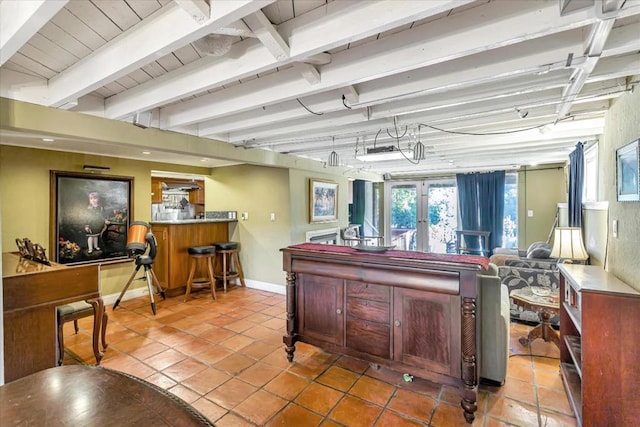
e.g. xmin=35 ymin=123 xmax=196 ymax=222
xmin=498 ymin=260 xmax=560 ymax=326
xmin=478 ymin=263 xmax=510 ymax=385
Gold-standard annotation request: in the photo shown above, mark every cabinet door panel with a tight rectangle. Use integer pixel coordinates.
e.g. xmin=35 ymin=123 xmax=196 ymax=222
xmin=393 ymin=287 xmax=460 ymax=377
xmin=346 ymin=281 xmax=390 ymax=302
xmin=298 ymin=274 xmax=344 ymax=346
xmin=346 ymin=318 xmax=390 ymax=358
xmin=347 ymin=298 xmax=390 ymax=324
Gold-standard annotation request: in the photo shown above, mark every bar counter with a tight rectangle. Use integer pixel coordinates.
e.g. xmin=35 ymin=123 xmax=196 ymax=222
xmin=150 ymin=220 xmax=237 ymax=294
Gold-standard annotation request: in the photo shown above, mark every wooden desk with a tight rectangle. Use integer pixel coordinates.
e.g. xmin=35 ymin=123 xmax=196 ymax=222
xmin=282 ymin=243 xmax=486 ymax=424
xmin=2 ymin=253 xmax=101 ymax=382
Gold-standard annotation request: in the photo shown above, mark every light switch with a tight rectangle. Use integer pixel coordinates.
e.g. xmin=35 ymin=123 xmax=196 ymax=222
xmin=270 ymin=212 xmax=276 ymax=221
xmin=527 ymin=210 xmax=534 ymax=217
xmin=612 ymin=219 xmax=618 ymax=238
xmin=241 ymin=212 xmax=249 ymax=220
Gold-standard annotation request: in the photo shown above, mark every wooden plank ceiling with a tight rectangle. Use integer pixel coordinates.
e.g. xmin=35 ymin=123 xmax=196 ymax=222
xmin=1 ymin=0 xmax=639 ymax=176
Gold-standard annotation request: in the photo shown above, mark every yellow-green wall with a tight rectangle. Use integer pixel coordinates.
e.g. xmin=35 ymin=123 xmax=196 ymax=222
xmin=517 ymin=164 xmax=567 ymax=248
xmin=0 ymin=145 xmax=211 ymax=296
xmin=288 ymin=169 xmax=351 ymax=245
xmin=599 ymin=79 xmax=640 ymax=289
xmin=207 ymin=164 xmax=293 ymax=286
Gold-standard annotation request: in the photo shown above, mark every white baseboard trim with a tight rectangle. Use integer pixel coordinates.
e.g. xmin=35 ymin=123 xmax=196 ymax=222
xmin=244 ymin=279 xmax=285 ymax=295
xmin=102 ymin=286 xmax=149 ymax=306
xmin=100 ymin=280 xmax=285 ymax=306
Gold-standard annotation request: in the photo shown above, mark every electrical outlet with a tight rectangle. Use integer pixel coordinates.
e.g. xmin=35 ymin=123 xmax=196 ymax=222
xmin=270 ymin=212 xmax=276 ymax=221
xmin=612 ymin=219 xmax=618 ymax=238
xmin=527 ymin=210 xmax=534 ymax=218
xmin=241 ymin=212 xmax=249 ymax=220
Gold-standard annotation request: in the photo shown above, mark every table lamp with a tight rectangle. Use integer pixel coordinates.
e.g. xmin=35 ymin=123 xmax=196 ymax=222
xmin=550 ymin=227 xmax=589 ymax=263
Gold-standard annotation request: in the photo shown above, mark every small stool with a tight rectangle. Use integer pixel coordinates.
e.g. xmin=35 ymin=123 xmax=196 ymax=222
xmin=212 ymin=242 xmax=245 ymax=292
xmin=185 ymin=245 xmax=217 ymax=301
xmin=57 ymin=301 xmax=108 ymax=366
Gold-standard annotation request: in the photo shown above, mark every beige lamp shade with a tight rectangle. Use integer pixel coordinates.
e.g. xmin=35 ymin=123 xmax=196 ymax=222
xmin=550 ymin=227 xmax=589 ymax=260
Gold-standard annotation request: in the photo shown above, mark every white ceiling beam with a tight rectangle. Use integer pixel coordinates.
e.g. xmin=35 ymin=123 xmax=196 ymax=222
xmin=230 ymin=109 xmax=369 ymax=142
xmin=106 ymin=0 xmax=474 ymax=119
xmin=0 ymin=0 xmax=69 ymax=66
xmin=556 ymin=8 xmax=616 ymax=118
xmin=174 ymin=0 xmax=210 ymax=24
xmin=296 ymin=63 xmax=321 ymax=85
xmin=370 ymin=73 xmax=572 ymax=119
xmin=246 ymin=83 xmax=620 ymax=147
xmin=587 ymin=53 xmax=640 ymax=82
xmin=200 ymin=35 xmax=583 ymax=137
xmin=160 ymin=1 xmax=596 ymax=128
xmin=242 ymin=10 xmax=289 ymax=61
xmin=600 ymin=22 xmax=640 ymax=57
xmin=343 ymin=86 xmax=359 ymax=106
xmin=208 ymin=20 xmax=255 ymax=37
xmin=45 ymin=0 xmax=275 ymax=108
xmin=301 ymin=53 xmax=331 ymax=66
xmin=198 ymin=89 xmax=346 ymax=136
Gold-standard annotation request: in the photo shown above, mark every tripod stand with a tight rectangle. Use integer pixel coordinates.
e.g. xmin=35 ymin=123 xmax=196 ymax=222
xmin=113 ymin=230 xmax=166 ymax=315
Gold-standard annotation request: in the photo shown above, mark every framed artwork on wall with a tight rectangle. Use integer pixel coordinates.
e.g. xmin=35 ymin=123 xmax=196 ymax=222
xmin=310 ymin=179 xmax=338 ymax=223
xmin=616 ymin=139 xmax=639 ymax=202
xmin=50 ymin=171 xmax=133 ymax=264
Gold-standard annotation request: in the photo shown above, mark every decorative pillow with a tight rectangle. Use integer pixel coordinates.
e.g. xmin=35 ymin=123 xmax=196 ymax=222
xmin=527 ymin=241 xmax=552 ymax=259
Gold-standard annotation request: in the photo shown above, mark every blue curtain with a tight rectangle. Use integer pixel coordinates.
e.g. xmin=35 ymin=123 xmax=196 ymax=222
xmin=568 ymin=143 xmax=584 ymax=227
xmin=457 ymin=171 xmax=505 ymax=254
xmin=456 ymin=173 xmax=480 ymax=250
xmin=352 ymin=179 xmax=365 ymax=232
xmin=477 ymin=171 xmax=505 ymax=252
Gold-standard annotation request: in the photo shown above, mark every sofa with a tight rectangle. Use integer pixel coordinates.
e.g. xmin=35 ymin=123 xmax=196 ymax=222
xmin=478 ymin=263 xmax=510 ymax=385
xmin=497 ymin=258 xmax=560 ymax=326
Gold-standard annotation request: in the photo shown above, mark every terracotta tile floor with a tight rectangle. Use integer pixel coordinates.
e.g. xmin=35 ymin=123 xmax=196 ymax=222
xmin=62 ymin=287 xmax=577 ymax=426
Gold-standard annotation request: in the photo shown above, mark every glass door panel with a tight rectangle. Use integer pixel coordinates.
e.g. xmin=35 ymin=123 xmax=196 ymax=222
xmin=387 ymin=182 xmax=417 ymax=250
xmin=424 ymin=182 xmax=458 ymax=253
xmin=386 ymin=180 xmax=457 ymax=253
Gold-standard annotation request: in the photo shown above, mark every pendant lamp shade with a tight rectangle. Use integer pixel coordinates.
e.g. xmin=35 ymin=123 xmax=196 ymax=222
xmin=328 ymin=150 xmax=340 ymax=167
xmin=413 ymin=140 xmax=426 ymax=161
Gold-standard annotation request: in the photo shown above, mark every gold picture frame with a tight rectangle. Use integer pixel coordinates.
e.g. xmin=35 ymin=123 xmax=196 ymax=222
xmin=310 ymin=179 xmax=338 ymax=223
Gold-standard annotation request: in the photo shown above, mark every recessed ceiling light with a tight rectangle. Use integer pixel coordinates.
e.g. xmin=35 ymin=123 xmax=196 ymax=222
xmin=200 ymin=158 xmax=209 ymax=162
xmin=42 ymin=138 xmax=54 ymax=142
xmin=142 ymin=151 xmax=151 ymax=155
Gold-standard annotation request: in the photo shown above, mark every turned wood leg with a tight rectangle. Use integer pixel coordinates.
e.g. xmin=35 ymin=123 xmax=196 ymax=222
xmin=522 ymin=310 xmax=560 ymax=348
xmin=86 ymin=297 xmax=105 ymax=365
xmin=460 ymin=296 xmax=478 ymax=424
xmin=284 ymin=272 xmax=297 ymax=362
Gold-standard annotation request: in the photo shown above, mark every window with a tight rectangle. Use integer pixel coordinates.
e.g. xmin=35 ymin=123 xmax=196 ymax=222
xmin=584 ymin=143 xmax=598 ymax=202
xmin=503 ymin=173 xmax=518 ymax=248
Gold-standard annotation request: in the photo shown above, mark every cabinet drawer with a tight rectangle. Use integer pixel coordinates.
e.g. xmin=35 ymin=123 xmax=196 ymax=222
xmin=346 ymin=281 xmax=390 ymax=302
xmin=347 ymin=297 xmax=390 ymax=324
xmin=346 ymin=318 xmax=390 ymax=359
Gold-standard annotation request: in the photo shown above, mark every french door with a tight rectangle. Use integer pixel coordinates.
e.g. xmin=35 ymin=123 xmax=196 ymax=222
xmin=385 ymin=180 xmax=458 ymax=253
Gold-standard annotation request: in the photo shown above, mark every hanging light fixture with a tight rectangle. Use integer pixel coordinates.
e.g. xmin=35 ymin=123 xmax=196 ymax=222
xmin=413 ymin=125 xmax=426 ymax=161
xmin=328 ymin=137 xmax=340 ymax=167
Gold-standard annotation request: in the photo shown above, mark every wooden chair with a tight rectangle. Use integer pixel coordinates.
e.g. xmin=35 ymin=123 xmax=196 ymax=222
xmin=57 ymin=301 xmax=108 ymax=365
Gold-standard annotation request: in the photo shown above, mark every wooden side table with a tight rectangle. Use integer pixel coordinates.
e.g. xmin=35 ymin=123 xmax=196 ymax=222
xmin=510 ymin=287 xmax=560 ymax=348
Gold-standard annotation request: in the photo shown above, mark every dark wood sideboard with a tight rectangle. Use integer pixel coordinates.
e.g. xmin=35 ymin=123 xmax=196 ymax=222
xmin=558 ymin=264 xmax=640 ymax=426
xmin=281 ymin=244 xmax=484 ymax=423
xmin=2 ymin=252 xmax=101 ymax=382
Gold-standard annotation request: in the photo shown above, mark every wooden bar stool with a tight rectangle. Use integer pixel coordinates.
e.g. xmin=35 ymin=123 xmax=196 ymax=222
xmin=212 ymin=242 xmax=245 ymax=292
xmin=57 ymin=301 xmax=108 ymax=366
xmin=185 ymin=245 xmax=217 ymax=301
